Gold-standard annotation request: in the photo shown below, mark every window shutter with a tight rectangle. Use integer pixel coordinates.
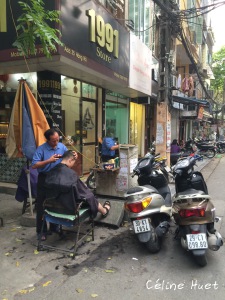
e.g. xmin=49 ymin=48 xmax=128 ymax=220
xmin=196 ymin=16 xmax=203 ymax=44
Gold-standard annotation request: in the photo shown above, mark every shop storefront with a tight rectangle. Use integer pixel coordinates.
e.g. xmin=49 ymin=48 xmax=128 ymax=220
xmin=0 ymin=0 xmax=154 ymax=182
xmin=172 ymin=95 xmax=212 ymax=143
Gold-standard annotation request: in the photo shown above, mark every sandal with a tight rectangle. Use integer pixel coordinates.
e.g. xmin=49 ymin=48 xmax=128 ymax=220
xmin=102 ymin=201 xmax=111 ymax=218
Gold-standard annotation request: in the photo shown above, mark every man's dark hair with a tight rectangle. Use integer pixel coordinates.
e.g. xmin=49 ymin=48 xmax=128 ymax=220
xmin=106 ymin=127 xmax=114 ymax=137
xmin=62 ymin=150 xmax=74 ymax=160
xmin=44 ymin=128 xmax=59 ymax=140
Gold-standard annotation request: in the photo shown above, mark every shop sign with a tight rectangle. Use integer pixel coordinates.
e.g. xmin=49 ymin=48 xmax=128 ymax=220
xmin=60 ymin=0 xmax=129 ymax=82
xmin=37 ymin=71 xmax=62 ymax=131
xmin=181 ymin=110 xmax=197 ymax=117
xmin=86 ymin=9 xmax=119 ymax=59
xmin=197 ymin=106 xmax=204 ymax=120
xmin=129 ymin=33 xmax=152 ymax=95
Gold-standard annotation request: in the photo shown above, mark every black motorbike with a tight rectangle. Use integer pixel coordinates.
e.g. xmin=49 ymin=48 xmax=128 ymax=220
xmin=181 ymin=139 xmax=216 ymax=159
xmin=216 ymin=140 xmax=225 ymax=154
xmin=194 ymin=139 xmax=216 ymax=158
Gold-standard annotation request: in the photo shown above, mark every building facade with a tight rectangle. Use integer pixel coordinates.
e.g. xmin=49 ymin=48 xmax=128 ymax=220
xmin=0 ymin=0 xmax=156 ymax=181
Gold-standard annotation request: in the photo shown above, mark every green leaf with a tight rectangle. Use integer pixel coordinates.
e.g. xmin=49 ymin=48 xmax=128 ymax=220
xmin=13 ymin=0 xmax=64 ymax=58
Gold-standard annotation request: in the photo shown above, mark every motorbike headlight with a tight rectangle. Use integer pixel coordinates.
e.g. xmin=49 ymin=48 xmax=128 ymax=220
xmin=176 ymin=159 xmax=189 ymax=168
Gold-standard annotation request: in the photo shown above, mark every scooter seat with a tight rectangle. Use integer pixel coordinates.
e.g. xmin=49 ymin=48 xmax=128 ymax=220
xmin=177 ymin=188 xmax=205 ymax=196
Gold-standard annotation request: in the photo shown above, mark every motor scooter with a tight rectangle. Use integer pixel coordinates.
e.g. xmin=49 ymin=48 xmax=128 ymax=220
xmin=172 ymin=156 xmax=223 ymax=266
xmin=216 ymin=140 xmax=225 ymax=154
xmin=124 ymin=154 xmax=172 ymax=253
xmin=180 ymin=139 xmax=216 ymax=159
xmin=194 ymin=139 xmax=216 ymax=158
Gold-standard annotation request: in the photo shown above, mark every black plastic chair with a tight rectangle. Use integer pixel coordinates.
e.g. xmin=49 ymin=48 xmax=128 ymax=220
xmin=37 ymin=199 xmax=94 ymax=258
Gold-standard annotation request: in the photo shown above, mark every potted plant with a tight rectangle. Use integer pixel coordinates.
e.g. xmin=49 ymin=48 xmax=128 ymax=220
xmin=71 ymin=134 xmax=80 ymax=144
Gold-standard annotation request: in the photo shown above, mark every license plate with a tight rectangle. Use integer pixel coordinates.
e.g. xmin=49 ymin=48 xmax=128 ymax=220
xmin=133 ymin=218 xmax=151 ymax=234
xmin=186 ymin=233 xmax=208 ymax=250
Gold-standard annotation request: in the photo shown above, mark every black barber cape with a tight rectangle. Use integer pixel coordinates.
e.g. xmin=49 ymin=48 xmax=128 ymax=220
xmin=44 ymin=163 xmax=98 ymax=217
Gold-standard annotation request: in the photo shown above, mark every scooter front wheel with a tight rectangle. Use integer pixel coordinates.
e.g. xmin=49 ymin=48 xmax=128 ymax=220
xmin=86 ymin=173 xmax=96 ymax=189
xmin=146 ymin=233 xmax=162 ymax=253
xmin=205 ymin=149 xmax=215 ymax=158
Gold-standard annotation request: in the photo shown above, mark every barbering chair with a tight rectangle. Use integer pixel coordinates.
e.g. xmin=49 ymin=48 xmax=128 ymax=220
xmin=37 ymin=198 xmax=94 ymax=258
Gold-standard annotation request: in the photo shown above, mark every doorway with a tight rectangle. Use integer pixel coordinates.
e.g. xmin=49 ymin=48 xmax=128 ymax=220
xmin=81 ymin=99 xmax=97 ymax=174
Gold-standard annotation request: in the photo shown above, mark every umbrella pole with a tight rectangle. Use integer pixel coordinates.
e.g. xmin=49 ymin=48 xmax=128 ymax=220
xmin=26 ymin=160 xmax=34 ymax=216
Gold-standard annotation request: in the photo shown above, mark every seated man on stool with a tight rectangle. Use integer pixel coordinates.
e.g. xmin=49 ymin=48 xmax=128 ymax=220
xmin=44 ymin=150 xmax=111 ymax=219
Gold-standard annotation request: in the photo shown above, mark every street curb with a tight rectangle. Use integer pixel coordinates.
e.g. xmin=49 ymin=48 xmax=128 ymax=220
xmin=0 ymin=186 xmax=16 ymax=195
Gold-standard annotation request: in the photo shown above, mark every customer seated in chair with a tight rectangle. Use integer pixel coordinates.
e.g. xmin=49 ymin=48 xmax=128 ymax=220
xmin=44 ymin=150 xmax=111 ymax=218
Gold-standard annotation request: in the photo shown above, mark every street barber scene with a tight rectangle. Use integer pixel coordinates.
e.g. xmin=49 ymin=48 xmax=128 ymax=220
xmin=1 ymin=0 xmax=225 ymax=299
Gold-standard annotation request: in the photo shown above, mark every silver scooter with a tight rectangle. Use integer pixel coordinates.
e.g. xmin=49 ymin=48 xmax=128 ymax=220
xmin=124 ymin=154 xmax=172 ymax=253
xmin=172 ymin=156 xmax=223 ymax=266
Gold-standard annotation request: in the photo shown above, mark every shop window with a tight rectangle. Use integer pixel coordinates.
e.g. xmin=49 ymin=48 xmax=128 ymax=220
xmin=105 ymin=101 xmax=128 ymax=145
xmin=97 ymin=0 xmax=125 ymax=20
xmin=129 ymin=0 xmax=150 ymax=46
xmin=82 ymin=83 xmax=97 ymax=100
xmin=61 ymin=78 xmax=81 ymax=143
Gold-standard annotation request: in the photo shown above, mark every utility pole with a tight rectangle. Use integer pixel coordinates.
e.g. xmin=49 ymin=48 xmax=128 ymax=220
xmin=156 ymin=0 xmax=171 ymax=103
xmin=153 ymin=0 xmax=173 ymax=161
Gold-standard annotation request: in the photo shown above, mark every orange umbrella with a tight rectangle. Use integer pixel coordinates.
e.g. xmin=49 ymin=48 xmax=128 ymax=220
xmin=6 ymin=79 xmax=50 ymax=214
xmin=6 ymin=79 xmax=49 ymax=159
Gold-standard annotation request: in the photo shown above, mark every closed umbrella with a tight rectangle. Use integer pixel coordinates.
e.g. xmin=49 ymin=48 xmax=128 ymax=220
xmin=5 ymin=79 xmax=50 ymax=215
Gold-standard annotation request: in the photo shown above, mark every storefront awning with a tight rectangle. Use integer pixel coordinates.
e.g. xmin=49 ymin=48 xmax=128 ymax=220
xmin=173 ymin=95 xmax=209 ymax=107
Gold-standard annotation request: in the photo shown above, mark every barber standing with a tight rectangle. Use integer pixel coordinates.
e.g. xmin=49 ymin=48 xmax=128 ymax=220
xmin=101 ymin=128 xmax=119 ymax=162
xmin=31 ymin=128 xmax=77 ymax=240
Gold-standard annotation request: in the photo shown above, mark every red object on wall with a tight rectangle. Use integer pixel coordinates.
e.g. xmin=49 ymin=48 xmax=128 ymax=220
xmin=0 ymin=74 xmax=9 ymax=83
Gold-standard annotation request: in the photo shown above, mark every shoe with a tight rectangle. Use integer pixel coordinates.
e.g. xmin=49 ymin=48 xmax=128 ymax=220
xmin=102 ymin=201 xmax=111 ymax=218
xmin=37 ymin=233 xmax=47 ymax=241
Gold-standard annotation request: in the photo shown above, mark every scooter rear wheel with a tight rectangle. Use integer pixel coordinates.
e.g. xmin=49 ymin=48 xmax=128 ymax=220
xmin=194 ymin=254 xmax=207 ymax=267
xmin=146 ymin=233 xmax=162 ymax=253
xmin=218 ymin=148 xmax=225 ymax=154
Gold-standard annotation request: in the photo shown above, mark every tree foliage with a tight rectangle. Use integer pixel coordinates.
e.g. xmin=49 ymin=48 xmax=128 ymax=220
xmin=13 ymin=0 xmax=64 ymax=58
xmin=211 ymin=46 xmax=225 ymax=104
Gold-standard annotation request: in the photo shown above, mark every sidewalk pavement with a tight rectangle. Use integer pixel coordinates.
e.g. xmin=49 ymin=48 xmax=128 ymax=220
xmin=0 ymin=181 xmax=127 ymax=300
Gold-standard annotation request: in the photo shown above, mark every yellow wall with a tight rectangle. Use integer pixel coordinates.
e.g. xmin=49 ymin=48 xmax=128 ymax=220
xmin=130 ymin=102 xmax=145 ymax=156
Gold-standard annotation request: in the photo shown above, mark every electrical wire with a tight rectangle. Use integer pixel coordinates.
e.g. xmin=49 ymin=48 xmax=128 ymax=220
xmin=151 ymin=0 xmax=221 ymax=104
